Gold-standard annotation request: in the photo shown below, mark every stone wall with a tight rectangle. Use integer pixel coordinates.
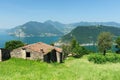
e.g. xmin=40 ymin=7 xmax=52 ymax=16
xmin=10 ymin=48 xmax=63 ymax=63
xmin=10 ymin=48 xmax=44 ymax=61
xmin=10 ymin=48 xmax=23 ymax=58
xmin=25 ymin=48 xmax=44 ymax=60
xmin=56 ymin=52 xmax=63 ymax=63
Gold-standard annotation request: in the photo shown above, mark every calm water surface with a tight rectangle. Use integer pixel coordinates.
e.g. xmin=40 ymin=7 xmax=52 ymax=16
xmin=0 ymin=30 xmax=116 ymax=52
xmin=0 ymin=30 xmax=60 ymax=48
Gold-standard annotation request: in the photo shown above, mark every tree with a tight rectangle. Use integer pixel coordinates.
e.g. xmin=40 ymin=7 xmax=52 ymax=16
xmin=70 ymin=38 xmax=88 ymax=57
xmin=115 ymin=37 xmax=120 ymax=48
xmin=62 ymin=44 xmax=71 ymax=58
xmin=61 ymin=38 xmax=77 ymax=57
xmin=5 ymin=40 xmax=25 ymax=51
xmin=70 ymin=38 xmax=78 ymax=54
xmin=62 ymin=38 xmax=89 ymax=58
xmin=115 ymin=37 xmax=120 ymax=53
xmin=97 ymin=32 xmax=113 ymax=56
xmin=50 ymin=43 xmax=54 ymax=46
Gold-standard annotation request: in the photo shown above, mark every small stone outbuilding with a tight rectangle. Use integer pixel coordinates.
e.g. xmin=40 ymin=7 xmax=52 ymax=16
xmin=0 ymin=48 xmax=10 ymax=61
xmin=10 ymin=42 xmax=63 ymax=63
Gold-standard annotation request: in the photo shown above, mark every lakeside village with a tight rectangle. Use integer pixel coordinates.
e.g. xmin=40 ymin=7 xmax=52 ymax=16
xmin=54 ymin=42 xmax=97 ymax=47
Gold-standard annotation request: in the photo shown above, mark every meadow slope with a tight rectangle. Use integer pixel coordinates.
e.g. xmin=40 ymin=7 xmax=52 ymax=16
xmin=0 ymin=56 xmax=120 ymax=80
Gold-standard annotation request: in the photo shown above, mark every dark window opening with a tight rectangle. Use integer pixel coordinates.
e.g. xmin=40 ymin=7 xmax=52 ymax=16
xmin=26 ymin=52 xmax=30 ymax=57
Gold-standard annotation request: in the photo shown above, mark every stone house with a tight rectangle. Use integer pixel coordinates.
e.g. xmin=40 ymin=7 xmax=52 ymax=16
xmin=10 ymin=42 xmax=63 ymax=63
xmin=0 ymin=48 xmax=10 ymax=61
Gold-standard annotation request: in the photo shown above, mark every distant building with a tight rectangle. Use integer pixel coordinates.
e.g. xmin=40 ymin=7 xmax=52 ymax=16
xmin=10 ymin=42 xmax=63 ymax=63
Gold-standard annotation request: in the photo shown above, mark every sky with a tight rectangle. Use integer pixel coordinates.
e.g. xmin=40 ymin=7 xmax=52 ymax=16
xmin=0 ymin=0 xmax=120 ymax=29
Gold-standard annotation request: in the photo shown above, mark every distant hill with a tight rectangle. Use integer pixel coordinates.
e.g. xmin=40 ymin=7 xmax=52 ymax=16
xmin=8 ymin=20 xmax=120 ymax=37
xmin=8 ymin=21 xmax=63 ymax=37
xmin=44 ymin=20 xmax=66 ymax=31
xmin=61 ymin=25 xmax=120 ymax=44
xmin=70 ymin=22 xmax=120 ymax=28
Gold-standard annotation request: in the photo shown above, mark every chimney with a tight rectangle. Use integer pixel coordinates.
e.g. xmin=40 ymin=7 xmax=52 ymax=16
xmin=40 ymin=48 xmax=44 ymax=53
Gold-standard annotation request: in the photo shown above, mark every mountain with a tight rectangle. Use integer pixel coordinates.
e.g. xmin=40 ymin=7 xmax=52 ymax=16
xmin=44 ymin=20 xmax=70 ymax=34
xmin=8 ymin=20 xmax=120 ymax=37
xmin=70 ymin=22 xmax=120 ymax=28
xmin=61 ymin=25 xmax=120 ymax=44
xmin=43 ymin=21 xmax=120 ymax=34
xmin=8 ymin=21 xmax=63 ymax=37
xmin=45 ymin=20 xmax=66 ymax=31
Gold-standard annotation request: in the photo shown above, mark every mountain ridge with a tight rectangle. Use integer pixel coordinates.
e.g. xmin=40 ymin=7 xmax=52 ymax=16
xmin=8 ymin=21 xmax=63 ymax=37
xmin=8 ymin=20 xmax=120 ymax=37
xmin=61 ymin=25 xmax=120 ymax=44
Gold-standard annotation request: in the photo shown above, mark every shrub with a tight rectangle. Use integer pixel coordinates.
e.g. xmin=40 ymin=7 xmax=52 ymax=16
xmin=88 ymin=54 xmax=106 ymax=64
xmin=62 ymin=38 xmax=89 ymax=58
xmin=73 ymin=46 xmax=89 ymax=58
xmin=88 ymin=53 xmax=120 ymax=64
xmin=114 ymin=54 xmax=120 ymax=62
xmin=105 ymin=54 xmax=115 ymax=63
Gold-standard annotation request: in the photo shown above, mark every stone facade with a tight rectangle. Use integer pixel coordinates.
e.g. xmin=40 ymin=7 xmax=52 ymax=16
xmin=11 ymin=48 xmax=63 ymax=63
xmin=11 ymin=48 xmax=44 ymax=60
xmin=10 ymin=42 xmax=63 ymax=63
xmin=0 ymin=42 xmax=63 ymax=63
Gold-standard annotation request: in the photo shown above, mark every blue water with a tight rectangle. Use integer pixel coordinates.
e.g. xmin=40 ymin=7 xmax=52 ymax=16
xmin=0 ymin=30 xmax=117 ymax=52
xmin=85 ymin=45 xmax=98 ymax=52
xmin=0 ymin=30 xmax=60 ymax=48
xmin=85 ymin=45 xmax=116 ymax=52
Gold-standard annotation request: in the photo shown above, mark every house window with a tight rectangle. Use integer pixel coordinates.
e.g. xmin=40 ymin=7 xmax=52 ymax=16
xmin=26 ymin=52 xmax=30 ymax=57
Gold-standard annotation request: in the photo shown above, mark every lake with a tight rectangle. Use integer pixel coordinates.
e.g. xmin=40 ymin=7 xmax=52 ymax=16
xmin=0 ymin=30 xmax=60 ymax=48
xmin=0 ymin=30 xmax=117 ymax=52
xmin=85 ymin=45 xmax=117 ymax=53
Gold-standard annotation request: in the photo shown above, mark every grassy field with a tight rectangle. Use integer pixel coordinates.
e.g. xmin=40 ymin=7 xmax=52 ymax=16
xmin=0 ymin=56 xmax=120 ymax=80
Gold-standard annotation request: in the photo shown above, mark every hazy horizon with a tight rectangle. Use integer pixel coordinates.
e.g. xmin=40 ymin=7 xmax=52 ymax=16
xmin=0 ymin=0 xmax=120 ymax=29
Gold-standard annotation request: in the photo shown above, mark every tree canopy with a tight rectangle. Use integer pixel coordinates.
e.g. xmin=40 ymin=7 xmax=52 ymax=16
xmin=115 ymin=37 xmax=120 ymax=48
xmin=62 ymin=38 xmax=89 ymax=58
xmin=97 ymin=32 xmax=113 ymax=55
xmin=5 ymin=40 xmax=25 ymax=51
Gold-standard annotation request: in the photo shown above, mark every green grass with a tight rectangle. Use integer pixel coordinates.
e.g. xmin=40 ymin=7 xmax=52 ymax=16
xmin=1 ymin=56 xmax=120 ymax=80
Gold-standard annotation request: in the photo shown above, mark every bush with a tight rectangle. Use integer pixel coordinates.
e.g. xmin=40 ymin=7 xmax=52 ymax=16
xmin=88 ymin=53 xmax=120 ymax=64
xmin=73 ymin=46 xmax=89 ymax=58
xmin=62 ymin=38 xmax=89 ymax=58
xmin=88 ymin=54 xmax=106 ymax=64
xmin=114 ymin=54 xmax=120 ymax=62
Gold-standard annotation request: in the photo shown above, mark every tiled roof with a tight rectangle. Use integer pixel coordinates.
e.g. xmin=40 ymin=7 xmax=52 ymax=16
xmin=22 ymin=42 xmax=62 ymax=54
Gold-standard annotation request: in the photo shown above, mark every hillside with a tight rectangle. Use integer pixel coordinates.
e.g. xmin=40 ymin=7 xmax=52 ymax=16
xmin=1 ymin=57 xmax=120 ymax=80
xmin=44 ymin=20 xmax=66 ymax=31
xmin=61 ymin=25 xmax=120 ymax=44
xmin=8 ymin=21 xmax=63 ymax=37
